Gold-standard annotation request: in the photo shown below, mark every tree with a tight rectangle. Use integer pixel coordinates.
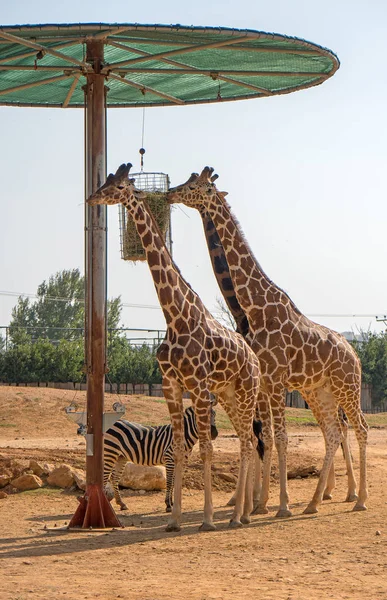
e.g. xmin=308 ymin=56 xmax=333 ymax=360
xmin=9 ymin=268 xmax=122 ymax=344
xmin=213 ymin=297 xmax=237 ymax=331
xmin=352 ymin=331 xmax=387 ymax=405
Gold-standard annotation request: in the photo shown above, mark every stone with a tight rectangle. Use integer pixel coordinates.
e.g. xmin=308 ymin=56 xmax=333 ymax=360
xmin=29 ymin=460 xmax=45 ymax=477
xmin=11 ymin=474 xmax=43 ymax=491
xmin=47 ymin=465 xmax=74 ymax=488
xmin=0 ymin=475 xmax=10 ymax=488
xmin=218 ymin=472 xmax=238 ymax=484
xmin=119 ymin=463 xmax=166 ymax=491
xmin=0 ymin=491 xmax=7 ymax=499
xmin=72 ymin=468 xmax=86 ymax=491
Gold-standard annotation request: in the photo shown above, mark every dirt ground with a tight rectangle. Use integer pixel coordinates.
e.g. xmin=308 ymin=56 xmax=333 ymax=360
xmin=0 ymin=386 xmax=386 ymax=600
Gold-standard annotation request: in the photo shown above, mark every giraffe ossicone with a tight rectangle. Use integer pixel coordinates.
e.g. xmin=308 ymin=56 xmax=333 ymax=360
xmin=88 ymin=163 xmax=271 ymax=531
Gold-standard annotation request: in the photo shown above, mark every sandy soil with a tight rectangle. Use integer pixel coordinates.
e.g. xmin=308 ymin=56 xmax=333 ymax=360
xmin=0 ymin=386 xmax=386 ymax=600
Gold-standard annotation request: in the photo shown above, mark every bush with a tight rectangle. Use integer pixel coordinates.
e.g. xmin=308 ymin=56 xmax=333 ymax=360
xmin=0 ymin=335 xmax=162 ymax=388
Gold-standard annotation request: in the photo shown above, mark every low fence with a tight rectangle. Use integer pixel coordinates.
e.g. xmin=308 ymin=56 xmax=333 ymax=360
xmin=1 ymin=381 xmax=386 ymax=413
xmin=0 ymin=381 xmax=190 ymax=399
xmin=286 ymin=383 xmax=387 ymax=413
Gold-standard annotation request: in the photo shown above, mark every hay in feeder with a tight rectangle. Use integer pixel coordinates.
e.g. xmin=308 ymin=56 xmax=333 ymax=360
xmin=120 ymin=191 xmax=171 ymax=261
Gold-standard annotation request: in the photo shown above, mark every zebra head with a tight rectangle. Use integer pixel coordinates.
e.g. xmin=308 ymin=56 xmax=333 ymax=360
xmin=184 ymin=405 xmax=218 ymax=442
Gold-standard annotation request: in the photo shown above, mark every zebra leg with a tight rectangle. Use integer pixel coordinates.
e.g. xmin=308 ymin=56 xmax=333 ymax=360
xmin=164 ymin=455 xmax=175 ymax=513
xmin=164 ymin=378 xmax=185 ymax=532
xmin=112 ymin=457 xmax=129 ymax=510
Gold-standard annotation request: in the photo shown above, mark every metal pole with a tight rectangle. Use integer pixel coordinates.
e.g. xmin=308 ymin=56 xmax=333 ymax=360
xmin=69 ymin=39 xmax=120 ymax=529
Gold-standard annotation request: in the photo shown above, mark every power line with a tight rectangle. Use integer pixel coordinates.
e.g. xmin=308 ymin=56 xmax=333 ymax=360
xmin=0 ymin=290 xmax=160 ymax=310
xmin=0 ymin=290 xmax=386 ymax=318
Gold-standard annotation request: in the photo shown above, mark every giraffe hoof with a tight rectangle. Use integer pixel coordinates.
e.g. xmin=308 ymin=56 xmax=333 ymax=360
xmin=323 ymin=493 xmax=333 ymax=500
xmin=276 ymin=509 xmax=292 ymax=518
xmin=165 ymin=522 xmax=181 ymax=532
xmin=119 ymin=504 xmax=128 ymax=511
xmin=229 ymin=519 xmax=243 ymax=529
xmin=303 ymin=505 xmax=318 ymax=515
xmin=199 ymin=522 xmax=217 ymax=532
xmin=345 ymin=493 xmax=358 ymax=503
xmin=240 ymin=515 xmax=251 ymax=525
xmin=251 ymin=505 xmax=269 ymax=515
xmin=165 ymin=506 xmax=172 ymax=513
xmin=352 ymin=503 xmax=367 ymax=512
xmin=226 ymin=498 xmax=236 ymax=507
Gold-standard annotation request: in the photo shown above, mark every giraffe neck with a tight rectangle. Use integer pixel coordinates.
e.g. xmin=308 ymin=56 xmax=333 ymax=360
xmin=200 ymin=210 xmax=249 ymax=337
xmin=203 ymin=194 xmax=301 ymax=324
xmin=124 ymin=198 xmax=202 ymax=327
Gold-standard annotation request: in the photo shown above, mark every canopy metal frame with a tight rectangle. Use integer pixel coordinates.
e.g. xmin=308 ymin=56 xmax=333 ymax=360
xmin=0 ymin=22 xmax=340 ymax=529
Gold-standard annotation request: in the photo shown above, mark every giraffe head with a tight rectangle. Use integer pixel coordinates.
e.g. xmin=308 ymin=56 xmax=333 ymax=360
xmin=88 ymin=163 xmax=146 ymax=207
xmin=167 ymin=166 xmax=228 ymax=211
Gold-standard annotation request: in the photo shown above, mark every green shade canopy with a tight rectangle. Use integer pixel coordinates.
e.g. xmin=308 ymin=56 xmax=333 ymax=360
xmin=0 ymin=23 xmax=339 ymax=108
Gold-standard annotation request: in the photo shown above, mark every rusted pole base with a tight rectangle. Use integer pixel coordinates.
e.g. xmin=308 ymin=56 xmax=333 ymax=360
xmin=68 ymin=484 xmax=122 ymax=529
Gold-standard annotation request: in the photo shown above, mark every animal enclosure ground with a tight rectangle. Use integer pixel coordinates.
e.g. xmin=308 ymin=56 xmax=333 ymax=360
xmin=0 ymin=387 xmax=386 ymax=600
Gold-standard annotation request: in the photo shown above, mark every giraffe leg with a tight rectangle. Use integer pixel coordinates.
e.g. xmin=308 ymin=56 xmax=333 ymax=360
xmin=191 ymin=388 xmax=217 ymax=532
xmin=269 ymin=394 xmax=291 ymax=518
xmin=303 ymin=391 xmax=336 ymax=501
xmin=163 ymin=379 xmax=185 ymax=532
xmin=251 ymin=451 xmax=262 ymax=511
xmin=304 ymin=389 xmax=342 ymax=514
xmin=323 ymin=461 xmax=336 ymax=500
xmin=345 ymin=409 xmax=368 ymax=511
xmin=219 ymin=379 xmax=256 ymax=527
xmin=241 ymin=448 xmax=256 ymax=524
xmin=340 ymin=416 xmax=358 ymax=502
xmin=252 ymin=391 xmax=273 ymax=515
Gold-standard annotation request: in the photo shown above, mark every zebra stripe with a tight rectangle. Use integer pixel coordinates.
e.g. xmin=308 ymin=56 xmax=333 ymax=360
xmin=104 ymin=405 xmax=217 ymax=512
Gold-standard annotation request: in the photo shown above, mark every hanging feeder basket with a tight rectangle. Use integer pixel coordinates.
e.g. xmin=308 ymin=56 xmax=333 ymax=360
xmin=119 ymin=171 xmax=171 ymax=261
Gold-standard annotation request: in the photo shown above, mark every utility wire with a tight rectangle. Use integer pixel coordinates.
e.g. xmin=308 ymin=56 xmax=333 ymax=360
xmin=0 ymin=290 xmax=385 ymax=318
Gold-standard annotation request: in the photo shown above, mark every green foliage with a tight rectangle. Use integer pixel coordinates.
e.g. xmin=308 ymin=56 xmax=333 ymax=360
xmin=0 ymin=337 xmax=161 ymax=386
xmin=8 ymin=268 xmax=122 ymax=344
xmin=107 ymin=340 xmax=161 ymax=391
xmin=352 ymin=331 xmax=387 ymax=404
xmin=2 ymin=267 xmax=161 ymax=386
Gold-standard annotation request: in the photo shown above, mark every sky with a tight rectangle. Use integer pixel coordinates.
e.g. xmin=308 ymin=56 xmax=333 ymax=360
xmin=1 ymin=0 xmax=387 ymax=340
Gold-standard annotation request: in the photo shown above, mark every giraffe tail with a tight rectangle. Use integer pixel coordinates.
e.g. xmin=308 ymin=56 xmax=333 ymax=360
xmin=253 ymin=419 xmax=265 ymax=461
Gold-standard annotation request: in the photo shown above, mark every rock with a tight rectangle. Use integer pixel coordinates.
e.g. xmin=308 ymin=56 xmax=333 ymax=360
xmin=0 ymin=491 xmax=7 ymax=499
xmin=288 ymin=465 xmax=319 ymax=479
xmin=47 ymin=465 xmax=74 ymax=488
xmin=0 ymin=475 xmax=10 ymax=488
xmin=29 ymin=460 xmax=45 ymax=477
xmin=72 ymin=468 xmax=86 ymax=491
xmin=376 ymin=530 xmax=382 ymax=536
xmin=218 ymin=472 xmax=238 ymax=484
xmin=29 ymin=459 xmax=54 ymax=477
xmin=119 ymin=464 xmax=166 ymax=491
xmin=11 ymin=474 xmax=43 ymax=491
xmin=42 ymin=463 xmax=55 ymax=476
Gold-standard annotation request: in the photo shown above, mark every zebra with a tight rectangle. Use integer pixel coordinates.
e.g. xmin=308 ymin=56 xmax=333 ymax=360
xmin=103 ymin=405 xmax=218 ymax=512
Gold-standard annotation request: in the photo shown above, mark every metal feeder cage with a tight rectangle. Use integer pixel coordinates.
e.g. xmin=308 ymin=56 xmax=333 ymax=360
xmin=119 ymin=171 xmax=171 ymax=261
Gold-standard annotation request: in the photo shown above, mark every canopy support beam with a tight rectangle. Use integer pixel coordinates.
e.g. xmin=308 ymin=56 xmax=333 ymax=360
xmin=69 ymin=39 xmax=121 ymax=530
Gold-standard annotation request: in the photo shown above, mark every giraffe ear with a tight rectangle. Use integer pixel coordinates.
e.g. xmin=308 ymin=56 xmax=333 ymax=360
xmin=218 ymin=191 xmax=228 ymax=198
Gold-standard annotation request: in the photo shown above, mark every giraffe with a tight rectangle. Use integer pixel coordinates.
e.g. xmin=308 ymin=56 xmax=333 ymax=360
xmin=167 ymin=166 xmax=368 ymax=516
xmin=200 ymin=199 xmax=355 ymax=511
xmin=88 ymin=163 xmax=270 ymax=532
